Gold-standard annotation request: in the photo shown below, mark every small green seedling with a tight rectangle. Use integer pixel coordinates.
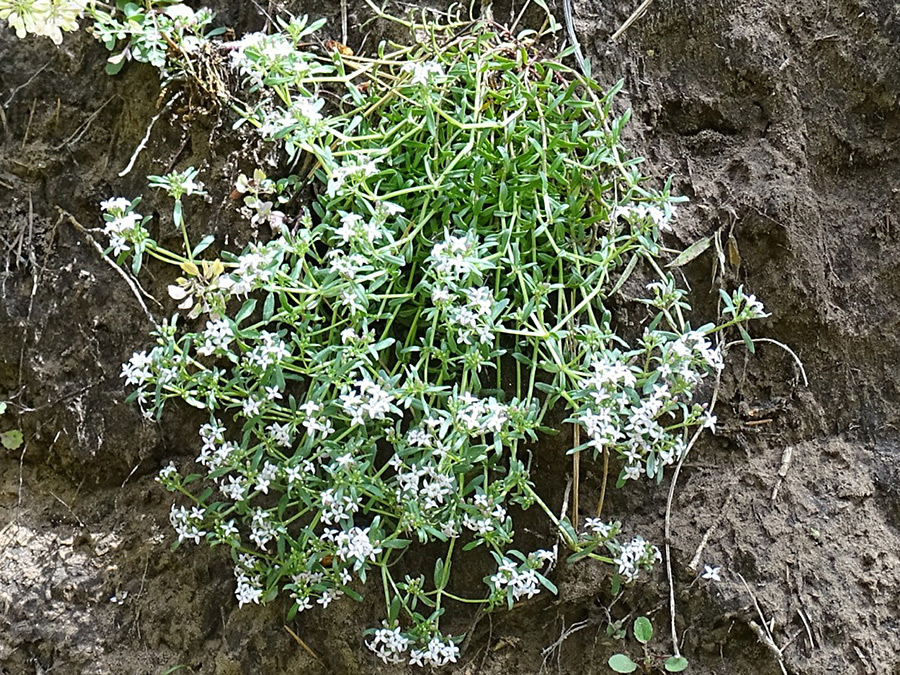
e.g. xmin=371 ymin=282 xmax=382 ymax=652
xmin=0 ymin=402 xmax=23 ymax=451
xmin=608 ymin=616 xmax=689 ymax=673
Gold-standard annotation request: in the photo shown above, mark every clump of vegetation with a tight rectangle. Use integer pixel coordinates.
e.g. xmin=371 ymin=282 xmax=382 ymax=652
xmin=4 ymin=1 xmax=767 ymax=666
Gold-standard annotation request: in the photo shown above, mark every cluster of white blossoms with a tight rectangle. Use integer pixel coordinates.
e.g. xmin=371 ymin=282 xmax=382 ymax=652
xmin=429 ymin=233 xmax=490 ymax=281
xmin=489 ymin=550 xmax=554 ymax=603
xmin=393 ymin=462 xmax=456 ymax=511
xmin=366 ymin=625 xmax=411 ymax=665
xmin=229 ymin=30 xmax=313 ymax=85
xmin=320 ymin=487 xmax=360 ymax=525
xmin=614 ymin=201 xmax=677 ymax=233
xmin=453 ymin=393 xmax=509 ymax=436
xmin=408 ymin=636 xmax=460 ymax=668
xmin=244 ymin=330 xmax=291 ymax=371
xmin=403 ymin=59 xmax=444 ymax=86
xmin=325 ymin=526 xmax=382 ymax=567
xmin=583 ymin=517 xmax=618 ymax=541
xmin=340 ymin=377 xmax=395 ymax=426
xmin=0 ymin=0 xmax=87 ymax=44
xmin=366 ymin=625 xmax=459 ymax=668
xmin=196 ymin=318 xmax=234 ymax=356
xmin=325 ymin=156 xmax=381 ymax=198
xmin=100 ymin=197 xmax=149 ymax=257
xmin=462 ymin=493 xmax=508 ymax=536
xmin=169 ymin=504 xmax=207 ymax=545
xmin=613 ymin=536 xmax=662 ymax=583
xmin=574 ymin=324 xmax=728 ymax=482
xmin=233 ymin=554 xmax=265 ymax=608
xmin=445 ymin=286 xmax=501 ymax=347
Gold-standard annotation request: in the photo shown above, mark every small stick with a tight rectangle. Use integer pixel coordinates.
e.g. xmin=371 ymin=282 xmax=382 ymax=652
xmin=562 ymin=0 xmax=587 ymax=75
xmin=610 ymin=0 xmax=655 ymax=42
xmin=21 ymin=97 xmax=37 ymax=149
xmin=595 ymin=445 xmax=609 ymax=516
xmin=797 ymin=606 xmax=816 ymax=650
xmin=53 ymin=95 xmax=116 ymax=151
xmin=664 ymin=364 xmax=723 ymax=657
xmin=687 ymin=495 xmax=730 ymax=572
xmin=62 ymin=209 xmax=160 ymax=325
xmin=119 ymin=92 xmax=181 ymax=177
xmin=284 ymin=625 xmax=326 ymax=669
xmin=725 ymin=337 xmax=808 ymax=387
xmin=737 ymin=573 xmax=789 ymax=675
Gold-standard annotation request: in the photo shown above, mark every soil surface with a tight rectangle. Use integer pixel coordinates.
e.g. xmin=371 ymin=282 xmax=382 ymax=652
xmin=2 ymin=0 xmax=900 ymax=673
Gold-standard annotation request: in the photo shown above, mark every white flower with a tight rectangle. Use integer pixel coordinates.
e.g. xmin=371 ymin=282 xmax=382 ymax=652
xmin=702 ymin=565 xmax=721 ymax=582
xmin=584 ymin=517 xmax=612 ymax=538
xmin=701 ymin=413 xmax=717 ymax=432
xmin=317 ymin=589 xmax=336 ymax=608
xmin=121 ymin=351 xmax=154 ymax=386
xmin=404 ymin=60 xmax=443 ymax=85
xmin=100 ymin=196 xmax=132 ymax=213
xmin=340 ymin=377 xmax=395 ymax=426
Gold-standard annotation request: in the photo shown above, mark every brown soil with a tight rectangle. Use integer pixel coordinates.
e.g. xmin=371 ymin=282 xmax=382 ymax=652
xmin=1 ymin=0 xmax=899 ymax=674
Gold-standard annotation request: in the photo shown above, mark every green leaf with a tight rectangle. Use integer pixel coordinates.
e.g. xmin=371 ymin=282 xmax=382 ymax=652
xmin=105 ymin=58 xmax=126 ymax=76
xmin=192 ymin=234 xmax=215 ymax=257
xmin=388 ymin=595 xmax=401 ymax=623
xmin=1 ymin=430 xmax=23 ymax=451
xmin=263 ymin=293 xmax=275 ymax=321
xmin=738 ymin=325 xmax=755 ymax=353
xmin=633 ymin=616 xmax=653 ymax=644
xmin=173 ymin=199 xmax=183 ymax=229
xmin=537 ymin=573 xmax=558 ymax=595
xmin=667 ymin=235 xmax=712 ymax=268
xmin=235 ymin=298 xmax=257 ymax=324
xmin=665 ymin=656 xmax=689 ymax=672
xmin=610 ymin=253 xmax=639 ymax=295
xmin=433 ymin=558 xmax=445 ymax=589
xmin=608 ymin=654 xmax=638 ymax=673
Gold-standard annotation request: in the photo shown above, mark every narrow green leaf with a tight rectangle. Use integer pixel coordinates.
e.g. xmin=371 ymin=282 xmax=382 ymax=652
xmin=388 ymin=595 xmax=401 ymax=623
xmin=610 ymin=253 xmax=639 ymax=295
xmin=739 ymin=325 xmax=755 ymax=353
xmin=667 ymin=235 xmax=712 ymax=268
xmin=433 ymin=558 xmax=444 ymax=589
xmin=192 ymin=234 xmax=215 ymax=257
xmin=173 ymin=199 xmax=183 ymax=230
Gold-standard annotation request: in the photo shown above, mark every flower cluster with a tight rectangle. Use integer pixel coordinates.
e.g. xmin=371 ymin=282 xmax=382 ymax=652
xmin=0 ymin=0 xmax=87 ymax=44
xmin=487 ymin=549 xmax=555 ymax=607
xmin=612 ymin=536 xmax=662 ymax=583
xmin=366 ymin=625 xmax=460 ymax=667
xmin=100 ymin=198 xmax=150 ymax=261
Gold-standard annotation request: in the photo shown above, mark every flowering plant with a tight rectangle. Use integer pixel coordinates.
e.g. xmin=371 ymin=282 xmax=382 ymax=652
xmin=7 ymin=1 xmax=768 ymax=666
